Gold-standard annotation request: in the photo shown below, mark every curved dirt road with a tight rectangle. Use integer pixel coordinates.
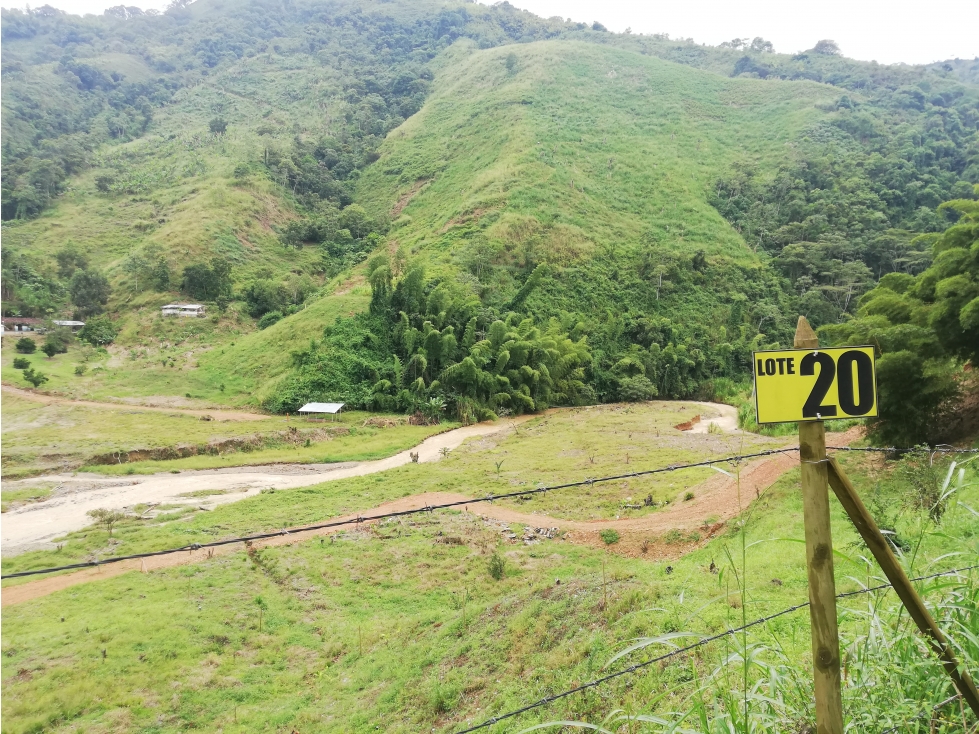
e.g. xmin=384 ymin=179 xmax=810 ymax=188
xmin=2 ymin=428 xmax=865 ymax=607
xmin=1 ymin=414 xmax=540 ymax=556
xmin=2 ymin=384 xmax=270 ymax=421
xmin=3 ymin=404 xmax=855 ymax=607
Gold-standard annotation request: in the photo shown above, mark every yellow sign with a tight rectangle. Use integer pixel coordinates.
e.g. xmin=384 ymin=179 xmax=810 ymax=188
xmin=753 ymin=346 xmax=878 ymax=424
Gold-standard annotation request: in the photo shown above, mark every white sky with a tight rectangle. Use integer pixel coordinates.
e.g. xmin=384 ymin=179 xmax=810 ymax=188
xmin=4 ymin=0 xmax=977 ymax=66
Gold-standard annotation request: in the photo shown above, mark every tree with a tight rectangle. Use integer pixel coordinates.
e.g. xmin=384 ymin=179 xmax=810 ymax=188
xmin=505 ymin=52 xmax=517 ymax=74
xmin=55 ymin=245 xmax=88 ymax=279
xmin=181 ymin=258 xmax=232 ymax=301
xmin=44 ymin=326 xmax=72 ymax=354
xmin=78 ymin=315 xmax=119 ymax=345
xmin=15 ymin=337 xmax=36 ymax=354
xmin=820 ymin=190 xmax=978 ymax=445
xmin=122 ymin=250 xmax=148 ymax=293
xmin=209 ymin=117 xmax=228 ymax=134
xmin=750 ymin=37 xmax=774 ymax=53
xmin=21 ymin=367 xmax=48 ymax=388
xmin=13 ymin=357 xmax=30 ymax=369
xmin=41 ymin=341 xmax=60 ymax=358
xmin=149 ymin=256 xmax=171 ymax=291
xmin=94 ymin=174 xmax=115 ymax=193
xmin=69 ymin=270 xmax=111 ymax=316
xmin=242 ymin=279 xmax=288 ymax=317
xmin=86 ymin=507 xmax=128 ymax=537
xmin=338 ymin=204 xmax=374 ymax=239
xmin=811 ymin=39 xmax=841 ymax=56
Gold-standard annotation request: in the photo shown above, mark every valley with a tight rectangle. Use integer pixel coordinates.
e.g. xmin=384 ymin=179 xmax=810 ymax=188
xmin=1 ymin=0 xmax=978 ymax=732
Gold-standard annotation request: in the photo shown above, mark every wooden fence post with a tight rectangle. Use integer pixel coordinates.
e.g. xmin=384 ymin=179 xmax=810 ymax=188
xmin=795 ymin=316 xmax=844 ymax=734
xmin=826 ymin=457 xmax=979 ymax=717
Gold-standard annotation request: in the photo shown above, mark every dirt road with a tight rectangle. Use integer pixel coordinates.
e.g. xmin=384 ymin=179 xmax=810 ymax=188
xmin=1 ymin=428 xmax=864 ymax=607
xmin=1 ymin=414 xmax=540 ymax=556
xmin=3 ymin=404 xmax=855 ymax=607
xmin=2 ymin=384 xmax=270 ymax=421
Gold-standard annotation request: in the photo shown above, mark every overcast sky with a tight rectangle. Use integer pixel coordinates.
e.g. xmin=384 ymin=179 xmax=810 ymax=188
xmin=4 ymin=0 xmax=977 ymax=66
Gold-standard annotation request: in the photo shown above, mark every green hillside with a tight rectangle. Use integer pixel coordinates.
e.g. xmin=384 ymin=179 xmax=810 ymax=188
xmin=208 ymin=39 xmax=844 ymax=411
xmin=2 ymin=0 xmax=978 ymax=430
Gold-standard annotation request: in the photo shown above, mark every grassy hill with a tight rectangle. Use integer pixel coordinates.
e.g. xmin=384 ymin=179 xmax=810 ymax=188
xmin=208 ymin=39 xmax=838 ymax=410
xmin=2 ymin=0 xmax=977 ymax=418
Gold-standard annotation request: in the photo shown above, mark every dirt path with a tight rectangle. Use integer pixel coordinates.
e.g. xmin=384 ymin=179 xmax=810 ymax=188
xmin=1 ymin=384 xmax=270 ymax=421
xmin=1 ymin=414 xmax=542 ymax=556
xmin=1 ymin=426 xmax=862 ymax=607
xmin=688 ymin=401 xmax=739 ymax=433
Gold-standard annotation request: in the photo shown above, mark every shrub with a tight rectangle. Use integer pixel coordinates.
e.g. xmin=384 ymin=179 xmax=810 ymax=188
xmin=488 ymin=552 xmax=506 ymax=580
xmin=21 ymin=367 xmax=48 ymax=388
xmin=78 ymin=315 xmax=119 ymax=346
xmin=15 ymin=337 xmax=36 ymax=354
xmin=257 ymin=310 xmax=283 ymax=329
xmin=242 ymin=279 xmax=288 ymax=318
xmin=86 ymin=508 xmax=128 ymax=536
xmin=599 ymin=528 xmax=620 ymax=545
xmin=74 ymin=364 xmax=87 ymax=376
xmin=13 ymin=357 xmax=30 ymax=369
xmin=663 ymin=529 xmax=684 ymax=544
xmin=44 ymin=328 xmax=72 ymax=354
xmin=618 ymin=375 xmax=657 ymax=402
xmin=40 ymin=342 xmax=60 ymax=358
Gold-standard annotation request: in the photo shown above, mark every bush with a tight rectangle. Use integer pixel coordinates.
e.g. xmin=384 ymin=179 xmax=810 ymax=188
xmin=599 ymin=528 xmax=620 ymax=545
xmin=78 ymin=315 xmax=119 ymax=346
xmin=257 ymin=310 xmax=283 ymax=329
xmin=43 ymin=328 xmax=71 ymax=355
xmin=182 ymin=258 xmax=232 ymax=301
xmin=618 ymin=375 xmax=657 ymax=402
xmin=13 ymin=357 xmax=30 ymax=369
xmin=663 ymin=529 xmax=684 ymax=544
xmin=21 ymin=367 xmax=48 ymax=388
xmin=15 ymin=337 xmax=36 ymax=354
xmin=74 ymin=364 xmax=87 ymax=376
xmin=488 ymin=552 xmax=506 ymax=580
xmin=242 ymin=279 xmax=288 ymax=318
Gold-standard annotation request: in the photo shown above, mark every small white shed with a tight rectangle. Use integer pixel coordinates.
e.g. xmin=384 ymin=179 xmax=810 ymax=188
xmin=162 ymin=304 xmax=206 ymax=317
xmin=53 ymin=320 xmax=86 ymax=332
xmin=298 ymin=402 xmax=345 ymax=420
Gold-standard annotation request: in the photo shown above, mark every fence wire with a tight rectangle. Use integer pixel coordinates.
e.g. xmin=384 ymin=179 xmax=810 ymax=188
xmin=2 ymin=446 xmax=800 ymax=579
xmin=453 ymin=565 xmax=979 ymax=734
xmin=4 ymin=442 xmax=977 ymax=580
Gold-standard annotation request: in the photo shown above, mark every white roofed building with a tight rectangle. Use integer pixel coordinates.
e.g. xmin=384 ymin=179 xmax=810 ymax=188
xmin=162 ymin=304 xmax=206 ymax=317
xmin=298 ymin=402 xmax=345 ymax=414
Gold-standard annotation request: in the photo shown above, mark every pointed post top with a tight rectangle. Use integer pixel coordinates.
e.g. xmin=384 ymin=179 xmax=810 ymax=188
xmin=794 ymin=316 xmax=819 ymax=349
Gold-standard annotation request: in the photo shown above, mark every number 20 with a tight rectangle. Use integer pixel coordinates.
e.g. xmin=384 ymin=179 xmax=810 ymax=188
xmin=801 ymin=350 xmax=874 ymax=418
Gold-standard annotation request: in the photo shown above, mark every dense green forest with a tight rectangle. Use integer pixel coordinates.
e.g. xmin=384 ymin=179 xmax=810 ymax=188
xmin=2 ymin=0 xmax=977 ymax=441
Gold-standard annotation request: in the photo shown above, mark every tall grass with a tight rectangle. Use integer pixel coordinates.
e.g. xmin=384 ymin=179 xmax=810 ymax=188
xmin=522 ymin=454 xmax=979 ymax=733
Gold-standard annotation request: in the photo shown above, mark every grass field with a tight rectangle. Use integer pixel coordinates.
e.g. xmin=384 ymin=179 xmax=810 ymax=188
xmin=0 ymin=391 xmax=447 ymax=480
xmin=2 ymin=439 xmax=976 ymax=733
xmin=2 ymin=402 xmax=763 ymax=575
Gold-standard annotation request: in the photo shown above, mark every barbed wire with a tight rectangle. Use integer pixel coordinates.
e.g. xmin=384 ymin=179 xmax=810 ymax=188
xmin=5 ymin=442 xmax=977 ymax=580
xmin=828 ymin=445 xmax=979 ymax=455
xmin=453 ymin=565 xmax=979 ymax=733
xmin=2 ymin=446 xmax=802 ymax=580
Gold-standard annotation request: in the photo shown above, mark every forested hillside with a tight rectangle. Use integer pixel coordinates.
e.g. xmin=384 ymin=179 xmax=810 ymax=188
xmin=2 ymin=0 xmax=977 ymax=439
